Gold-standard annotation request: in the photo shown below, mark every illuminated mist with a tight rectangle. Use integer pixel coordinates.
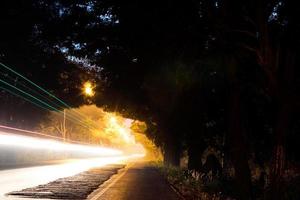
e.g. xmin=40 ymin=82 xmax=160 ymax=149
xmin=37 ymin=105 xmax=160 ymax=159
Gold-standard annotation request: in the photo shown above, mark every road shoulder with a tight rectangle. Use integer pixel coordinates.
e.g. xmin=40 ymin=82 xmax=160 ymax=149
xmin=88 ymin=161 xmax=180 ymax=200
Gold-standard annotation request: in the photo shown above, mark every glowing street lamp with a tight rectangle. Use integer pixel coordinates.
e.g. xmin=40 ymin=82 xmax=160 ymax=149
xmin=83 ymin=81 xmax=95 ymax=97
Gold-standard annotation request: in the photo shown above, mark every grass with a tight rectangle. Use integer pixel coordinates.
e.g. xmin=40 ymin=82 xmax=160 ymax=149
xmin=153 ymin=162 xmax=231 ymax=200
xmin=154 ymin=161 xmax=300 ymax=200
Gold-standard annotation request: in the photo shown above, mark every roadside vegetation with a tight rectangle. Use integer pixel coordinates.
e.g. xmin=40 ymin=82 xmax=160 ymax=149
xmin=156 ymin=162 xmax=224 ymax=200
xmin=156 ymin=156 xmax=300 ymax=200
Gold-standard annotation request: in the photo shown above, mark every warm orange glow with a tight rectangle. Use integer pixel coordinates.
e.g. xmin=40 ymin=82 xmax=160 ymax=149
xmin=107 ymin=115 xmax=135 ymax=144
xmin=83 ymin=81 xmax=95 ymax=97
xmin=39 ymin=105 xmax=160 ymax=159
xmin=109 ymin=116 xmax=117 ymax=124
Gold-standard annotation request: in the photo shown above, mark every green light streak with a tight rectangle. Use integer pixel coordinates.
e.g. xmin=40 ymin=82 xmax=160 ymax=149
xmin=0 ymin=62 xmax=69 ymax=108
xmin=0 ymin=78 xmax=59 ymax=112
xmin=0 ymin=78 xmax=93 ymax=130
xmin=0 ymin=71 xmax=95 ymax=129
xmin=0 ymin=86 xmax=56 ymax=112
xmin=0 ymin=62 xmax=100 ymax=130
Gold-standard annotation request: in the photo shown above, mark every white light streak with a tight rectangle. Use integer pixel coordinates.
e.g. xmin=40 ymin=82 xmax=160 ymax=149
xmin=0 ymin=132 xmax=122 ymax=156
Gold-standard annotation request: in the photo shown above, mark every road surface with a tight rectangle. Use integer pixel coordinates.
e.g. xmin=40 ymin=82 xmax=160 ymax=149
xmin=1 ymin=160 xmax=180 ymax=200
xmin=88 ymin=161 xmax=180 ymax=200
xmin=0 ymin=157 xmax=130 ymax=200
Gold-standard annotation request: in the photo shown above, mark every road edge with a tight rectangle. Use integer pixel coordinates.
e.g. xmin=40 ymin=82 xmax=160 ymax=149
xmin=87 ymin=163 xmax=132 ymax=200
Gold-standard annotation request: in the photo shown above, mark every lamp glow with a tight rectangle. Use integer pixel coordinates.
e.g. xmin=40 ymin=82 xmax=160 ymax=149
xmin=83 ymin=82 xmax=95 ymax=97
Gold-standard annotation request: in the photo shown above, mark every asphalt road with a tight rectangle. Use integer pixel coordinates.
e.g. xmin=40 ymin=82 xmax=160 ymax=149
xmin=88 ymin=162 xmax=180 ymax=200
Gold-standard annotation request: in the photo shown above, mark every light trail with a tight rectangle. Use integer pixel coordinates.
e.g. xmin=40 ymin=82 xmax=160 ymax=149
xmin=0 ymin=132 xmax=122 ymax=156
xmin=0 ymin=62 xmax=70 ymax=108
xmin=0 ymin=63 xmax=147 ymax=199
xmin=0 ymin=62 xmax=102 ymax=131
xmin=0 ymin=78 xmax=60 ymax=112
xmin=0 ymin=124 xmax=90 ymax=145
xmin=0 ymin=78 xmax=95 ymax=131
xmin=0 ymin=73 xmax=97 ymax=131
xmin=0 ymin=126 xmax=145 ymax=199
xmin=0 ymin=62 xmax=146 ymax=164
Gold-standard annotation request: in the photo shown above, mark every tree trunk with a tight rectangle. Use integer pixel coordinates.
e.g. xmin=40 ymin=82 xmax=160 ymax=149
xmin=187 ymin=140 xmax=206 ymax=172
xmin=228 ymin=86 xmax=253 ymax=200
xmin=164 ymin=139 xmax=181 ymax=166
xmin=268 ymin=104 xmax=289 ymax=200
xmin=268 ymin=47 xmax=295 ymax=200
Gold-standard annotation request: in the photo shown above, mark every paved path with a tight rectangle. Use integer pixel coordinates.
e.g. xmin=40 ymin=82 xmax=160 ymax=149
xmin=89 ymin=162 xmax=180 ymax=200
